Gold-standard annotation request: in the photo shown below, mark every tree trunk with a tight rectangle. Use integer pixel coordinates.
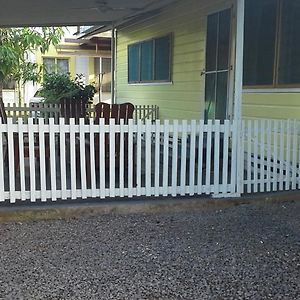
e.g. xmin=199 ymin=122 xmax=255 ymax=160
xmin=0 ymin=81 xmax=3 ymax=101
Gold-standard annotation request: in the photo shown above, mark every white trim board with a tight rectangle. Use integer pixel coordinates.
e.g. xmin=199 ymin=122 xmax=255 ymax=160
xmin=243 ymin=88 xmax=300 ymax=94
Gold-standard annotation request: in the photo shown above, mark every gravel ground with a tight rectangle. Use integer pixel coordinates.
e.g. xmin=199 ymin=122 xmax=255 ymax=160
xmin=0 ymin=201 xmax=299 ymax=300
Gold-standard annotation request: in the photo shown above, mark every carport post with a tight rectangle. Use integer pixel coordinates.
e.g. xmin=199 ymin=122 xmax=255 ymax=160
xmin=111 ymin=23 xmax=116 ymax=104
xmin=233 ymin=0 xmax=244 ymax=121
xmin=234 ymin=0 xmax=245 ymax=196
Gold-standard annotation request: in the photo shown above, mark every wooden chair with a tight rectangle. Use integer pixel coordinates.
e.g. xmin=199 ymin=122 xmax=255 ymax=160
xmin=93 ymin=102 xmax=135 ymax=168
xmin=60 ymin=98 xmax=88 ymax=123
xmin=94 ymin=102 xmax=135 ymax=125
xmin=78 ymin=103 xmax=136 ymax=186
xmin=0 ymin=97 xmax=50 ymax=172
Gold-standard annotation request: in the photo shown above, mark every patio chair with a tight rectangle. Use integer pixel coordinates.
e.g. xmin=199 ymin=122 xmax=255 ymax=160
xmin=0 ymin=97 xmax=50 ymax=172
xmin=94 ymin=102 xmax=135 ymax=166
xmin=84 ymin=102 xmax=135 ymax=186
xmin=60 ymin=98 xmax=88 ymax=123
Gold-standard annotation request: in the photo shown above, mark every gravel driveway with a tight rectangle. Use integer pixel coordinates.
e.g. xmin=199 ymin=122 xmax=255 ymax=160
xmin=0 ymin=200 xmax=299 ymax=300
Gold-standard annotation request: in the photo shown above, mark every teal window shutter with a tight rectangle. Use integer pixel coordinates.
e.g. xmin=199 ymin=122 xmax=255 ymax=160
xmin=128 ymin=44 xmax=140 ymax=82
xmin=155 ymin=36 xmax=171 ymax=81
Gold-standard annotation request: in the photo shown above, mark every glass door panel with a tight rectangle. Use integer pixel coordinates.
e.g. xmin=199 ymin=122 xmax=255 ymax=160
xmin=204 ymin=8 xmax=232 ymax=122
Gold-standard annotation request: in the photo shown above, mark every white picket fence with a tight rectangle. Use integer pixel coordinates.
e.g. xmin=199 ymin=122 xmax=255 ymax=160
xmin=242 ymin=119 xmax=300 ymax=194
xmin=1 ymin=118 xmax=299 ymax=203
xmin=0 ymin=118 xmax=239 ymax=203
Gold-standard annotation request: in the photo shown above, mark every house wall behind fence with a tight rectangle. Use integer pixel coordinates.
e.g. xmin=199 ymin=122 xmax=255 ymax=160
xmin=115 ymin=0 xmax=233 ymax=121
xmin=242 ymin=92 xmax=300 ymax=120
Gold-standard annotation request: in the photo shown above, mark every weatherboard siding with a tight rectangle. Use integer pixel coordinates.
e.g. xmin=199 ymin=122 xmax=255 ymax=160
xmin=116 ymin=0 xmax=233 ymax=121
xmin=243 ymin=92 xmax=300 ymax=120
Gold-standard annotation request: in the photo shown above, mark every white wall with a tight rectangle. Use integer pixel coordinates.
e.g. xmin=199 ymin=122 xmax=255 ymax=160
xmin=75 ymin=56 xmax=89 ymax=84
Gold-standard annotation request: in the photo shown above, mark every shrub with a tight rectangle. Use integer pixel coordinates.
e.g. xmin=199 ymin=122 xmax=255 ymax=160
xmin=40 ymin=73 xmax=96 ymax=104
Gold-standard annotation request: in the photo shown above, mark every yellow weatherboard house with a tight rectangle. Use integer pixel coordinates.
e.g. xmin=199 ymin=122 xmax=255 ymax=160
xmin=30 ymin=27 xmax=112 ymax=104
xmin=94 ymin=0 xmax=300 ymax=121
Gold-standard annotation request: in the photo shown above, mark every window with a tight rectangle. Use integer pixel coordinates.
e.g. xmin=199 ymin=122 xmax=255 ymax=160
xmin=243 ymin=0 xmax=300 ymax=87
xmin=95 ymin=57 xmax=112 ymax=92
xmin=2 ymin=78 xmax=16 ymax=89
xmin=43 ymin=57 xmax=69 ymax=74
xmin=128 ymin=35 xmax=172 ymax=83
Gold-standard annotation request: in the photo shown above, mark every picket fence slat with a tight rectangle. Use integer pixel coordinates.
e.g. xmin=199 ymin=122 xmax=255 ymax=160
xmin=272 ymin=120 xmax=278 ymax=192
xmin=69 ymin=118 xmax=76 ymax=200
xmin=49 ymin=118 xmax=57 ymax=201
xmin=109 ymin=119 xmax=116 ymax=198
xmin=128 ymin=119 xmax=134 ymax=198
xmin=180 ymin=121 xmax=188 ymax=196
xmin=59 ymin=118 xmax=67 ymax=200
xmin=285 ymin=120 xmax=291 ymax=191
xmin=99 ymin=119 xmax=105 ymax=199
xmin=222 ymin=120 xmax=230 ymax=195
xmin=145 ymin=120 xmax=152 ymax=197
xmin=89 ymin=119 xmax=97 ymax=197
xmin=136 ymin=120 xmax=142 ymax=196
xmin=213 ymin=120 xmax=220 ymax=195
xmin=154 ymin=120 xmax=160 ymax=197
xmin=7 ymin=119 xmax=16 ymax=203
xmin=292 ymin=120 xmax=297 ymax=190
xmin=197 ymin=120 xmax=204 ymax=195
xmin=79 ymin=118 xmax=87 ymax=199
xmin=171 ymin=120 xmax=178 ymax=197
xmin=189 ymin=120 xmax=196 ymax=196
xmin=19 ymin=118 xmax=26 ymax=201
xmin=119 ymin=119 xmax=125 ymax=197
xmin=28 ymin=118 xmax=36 ymax=202
xmin=0 ymin=120 xmax=5 ymax=201
xmin=163 ymin=120 xmax=169 ymax=197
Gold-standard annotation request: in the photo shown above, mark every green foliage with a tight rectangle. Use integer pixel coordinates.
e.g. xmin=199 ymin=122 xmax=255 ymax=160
xmin=0 ymin=27 xmax=64 ymax=84
xmin=40 ymin=73 xmax=96 ymax=104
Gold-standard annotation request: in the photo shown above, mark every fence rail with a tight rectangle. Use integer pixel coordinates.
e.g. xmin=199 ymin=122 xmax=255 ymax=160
xmin=5 ymin=103 xmax=159 ymax=124
xmin=0 ymin=118 xmax=237 ymax=203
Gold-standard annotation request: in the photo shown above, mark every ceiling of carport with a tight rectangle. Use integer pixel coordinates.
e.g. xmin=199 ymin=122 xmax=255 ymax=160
xmin=0 ymin=0 xmax=177 ymax=27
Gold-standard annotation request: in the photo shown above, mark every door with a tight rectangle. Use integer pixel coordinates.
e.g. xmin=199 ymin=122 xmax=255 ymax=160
xmin=204 ymin=8 xmax=232 ymax=122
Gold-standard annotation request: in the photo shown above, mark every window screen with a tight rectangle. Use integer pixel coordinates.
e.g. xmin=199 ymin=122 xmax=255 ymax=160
xmin=141 ymin=40 xmax=153 ymax=81
xmin=243 ymin=0 xmax=277 ymax=86
xmin=43 ymin=58 xmax=69 ymax=74
xmin=278 ymin=0 xmax=300 ymax=84
xmin=57 ymin=59 xmax=69 ymax=74
xmin=128 ymin=34 xmax=171 ymax=83
xmin=244 ymin=0 xmax=300 ymax=87
xmin=43 ymin=58 xmax=56 ymax=73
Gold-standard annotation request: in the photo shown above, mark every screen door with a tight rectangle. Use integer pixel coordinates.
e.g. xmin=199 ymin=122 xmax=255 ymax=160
xmin=204 ymin=8 xmax=232 ymax=122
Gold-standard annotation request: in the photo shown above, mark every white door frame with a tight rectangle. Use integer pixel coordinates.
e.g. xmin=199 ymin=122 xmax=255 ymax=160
xmin=203 ymin=4 xmax=234 ymax=121
xmin=202 ymin=0 xmax=244 ymax=122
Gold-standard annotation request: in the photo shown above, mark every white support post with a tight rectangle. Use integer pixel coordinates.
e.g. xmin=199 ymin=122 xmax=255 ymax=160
xmin=111 ymin=23 xmax=116 ymax=104
xmin=234 ymin=0 xmax=245 ymax=196
xmin=234 ymin=0 xmax=245 ymax=121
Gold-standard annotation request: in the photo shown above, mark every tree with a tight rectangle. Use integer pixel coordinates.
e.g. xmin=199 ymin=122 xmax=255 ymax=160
xmin=0 ymin=27 xmax=64 ymax=102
